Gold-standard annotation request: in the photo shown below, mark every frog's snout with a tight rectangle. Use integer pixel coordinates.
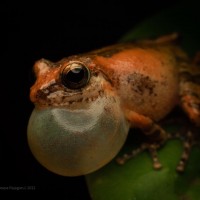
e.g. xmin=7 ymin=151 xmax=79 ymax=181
xmin=27 ymin=97 xmax=129 ymax=176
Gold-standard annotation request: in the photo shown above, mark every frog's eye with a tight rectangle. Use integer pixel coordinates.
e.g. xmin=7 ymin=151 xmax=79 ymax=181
xmin=61 ymin=62 xmax=90 ymax=89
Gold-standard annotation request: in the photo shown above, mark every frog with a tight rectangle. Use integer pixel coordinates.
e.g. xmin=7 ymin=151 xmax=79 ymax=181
xmin=27 ymin=33 xmax=200 ymax=176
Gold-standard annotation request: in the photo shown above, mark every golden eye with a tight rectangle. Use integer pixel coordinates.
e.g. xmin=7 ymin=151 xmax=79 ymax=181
xmin=61 ymin=62 xmax=90 ymax=89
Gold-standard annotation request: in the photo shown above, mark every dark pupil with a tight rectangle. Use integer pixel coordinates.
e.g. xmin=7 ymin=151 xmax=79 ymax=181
xmin=61 ymin=63 xmax=90 ymax=89
xmin=67 ymin=67 xmax=84 ymax=83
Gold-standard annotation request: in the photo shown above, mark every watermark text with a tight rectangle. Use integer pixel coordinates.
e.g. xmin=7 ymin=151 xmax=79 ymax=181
xmin=0 ymin=185 xmax=36 ymax=191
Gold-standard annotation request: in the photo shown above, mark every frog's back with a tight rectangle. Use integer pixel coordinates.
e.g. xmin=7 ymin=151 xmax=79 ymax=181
xmin=92 ymin=42 xmax=189 ymax=122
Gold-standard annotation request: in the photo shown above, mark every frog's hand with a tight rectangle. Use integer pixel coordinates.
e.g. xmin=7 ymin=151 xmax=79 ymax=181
xmin=117 ymin=111 xmax=169 ymax=170
xmin=179 ymin=62 xmax=200 ymax=126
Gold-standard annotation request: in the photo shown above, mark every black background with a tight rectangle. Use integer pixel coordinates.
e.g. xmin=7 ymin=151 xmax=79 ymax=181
xmin=6 ymin=0 xmax=181 ymax=198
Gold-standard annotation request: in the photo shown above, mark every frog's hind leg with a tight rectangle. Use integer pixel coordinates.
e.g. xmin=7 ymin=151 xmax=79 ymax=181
xmin=116 ymin=142 xmax=163 ymax=170
xmin=179 ymin=62 xmax=200 ymax=126
xmin=176 ymin=55 xmax=200 ymax=172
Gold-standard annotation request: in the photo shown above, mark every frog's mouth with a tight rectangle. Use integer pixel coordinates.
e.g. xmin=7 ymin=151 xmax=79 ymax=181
xmin=27 ymin=96 xmax=129 ymax=176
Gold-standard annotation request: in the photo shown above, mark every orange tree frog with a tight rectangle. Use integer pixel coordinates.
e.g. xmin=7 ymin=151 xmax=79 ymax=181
xmin=27 ymin=33 xmax=200 ymax=176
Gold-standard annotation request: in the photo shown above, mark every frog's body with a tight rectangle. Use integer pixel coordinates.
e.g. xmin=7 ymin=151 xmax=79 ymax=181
xmin=28 ymin=34 xmax=200 ymax=176
xmin=92 ymin=42 xmax=181 ymax=123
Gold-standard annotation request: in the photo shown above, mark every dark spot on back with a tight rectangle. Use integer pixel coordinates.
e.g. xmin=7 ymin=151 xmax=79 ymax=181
xmin=127 ymin=72 xmax=157 ymax=95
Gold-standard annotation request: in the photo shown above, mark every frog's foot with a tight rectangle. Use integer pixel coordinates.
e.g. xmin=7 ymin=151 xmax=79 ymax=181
xmin=116 ymin=143 xmax=149 ymax=165
xmin=117 ymin=111 xmax=170 ymax=169
xmin=116 ymin=141 xmax=165 ymax=170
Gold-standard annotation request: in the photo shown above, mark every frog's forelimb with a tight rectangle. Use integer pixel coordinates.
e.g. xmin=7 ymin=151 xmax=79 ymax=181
xmin=117 ymin=113 xmax=169 ymax=170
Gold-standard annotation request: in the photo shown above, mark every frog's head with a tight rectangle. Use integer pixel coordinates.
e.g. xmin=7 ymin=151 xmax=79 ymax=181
xmin=27 ymin=55 xmax=129 ymax=176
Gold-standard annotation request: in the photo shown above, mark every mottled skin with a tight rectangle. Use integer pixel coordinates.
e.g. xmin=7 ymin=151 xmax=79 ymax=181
xmin=29 ymin=34 xmax=200 ymax=174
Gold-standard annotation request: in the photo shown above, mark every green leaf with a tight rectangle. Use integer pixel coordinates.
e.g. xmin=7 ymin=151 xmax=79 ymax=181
xmin=86 ymin=1 xmax=200 ymax=199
